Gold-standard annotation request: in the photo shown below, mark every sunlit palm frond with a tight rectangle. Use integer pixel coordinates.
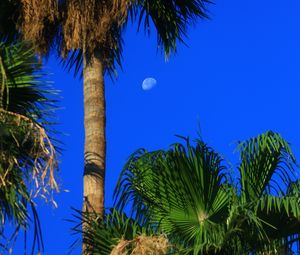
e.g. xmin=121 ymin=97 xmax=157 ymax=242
xmin=115 ymin=138 xmax=231 ymax=254
xmin=237 ymin=131 xmax=296 ymax=203
xmin=113 ymin=132 xmax=300 ymax=254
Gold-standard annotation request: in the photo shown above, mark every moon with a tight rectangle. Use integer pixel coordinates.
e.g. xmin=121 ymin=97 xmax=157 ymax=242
xmin=142 ymin=77 xmax=157 ymax=91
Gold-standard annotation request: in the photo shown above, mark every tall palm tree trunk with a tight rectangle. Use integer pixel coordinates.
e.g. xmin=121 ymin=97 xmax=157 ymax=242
xmin=83 ymin=50 xmax=106 ymax=216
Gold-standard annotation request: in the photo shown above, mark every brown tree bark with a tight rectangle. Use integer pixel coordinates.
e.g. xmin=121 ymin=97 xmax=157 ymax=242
xmin=82 ymin=50 xmax=106 ymax=216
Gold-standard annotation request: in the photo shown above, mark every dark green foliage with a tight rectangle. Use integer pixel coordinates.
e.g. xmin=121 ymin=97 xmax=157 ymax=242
xmin=0 ymin=0 xmax=20 ymax=41
xmin=0 ymin=38 xmax=59 ymax=254
xmin=131 ymin=0 xmax=210 ymax=58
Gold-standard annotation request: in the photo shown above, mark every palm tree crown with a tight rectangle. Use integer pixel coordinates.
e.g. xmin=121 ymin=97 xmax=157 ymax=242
xmin=112 ymin=131 xmax=300 ymax=254
xmin=19 ymin=0 xmax=210 ymax=72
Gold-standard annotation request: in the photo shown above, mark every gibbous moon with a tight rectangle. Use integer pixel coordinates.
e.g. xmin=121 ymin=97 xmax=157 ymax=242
xmin=142 ymin=77 xmax=157 ymax=91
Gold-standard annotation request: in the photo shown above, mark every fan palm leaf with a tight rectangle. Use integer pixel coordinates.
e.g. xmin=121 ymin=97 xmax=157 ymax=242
xmin=113 ymin=132 xmax=300 ymax=255
xmin=115 ymin=139 xmax=232 ymax=254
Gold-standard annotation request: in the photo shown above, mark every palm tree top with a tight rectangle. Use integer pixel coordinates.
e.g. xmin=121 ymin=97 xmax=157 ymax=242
xmin=18 ymin=0 xmax=211 ymax=74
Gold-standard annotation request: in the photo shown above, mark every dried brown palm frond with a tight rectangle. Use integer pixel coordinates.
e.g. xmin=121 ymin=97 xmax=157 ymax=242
xmin=20 ymin=0 xmax=59 ymax=54
xmin=62 ymin=0 xmax=131 ymax=52
xmin=110 ymin=239 xmax=130 ymax=255
xmin=20 ymin=0 xmax=131 ymax=55
xmin=17 ymin=0 xmax=212 ymax=77
xmin=110 ymin=235 xmax=169 ymax=255
xmin=0 ymin=108 xmax=59 ymax=197
xmin=131 ymin=235 xmax=169 ymax=255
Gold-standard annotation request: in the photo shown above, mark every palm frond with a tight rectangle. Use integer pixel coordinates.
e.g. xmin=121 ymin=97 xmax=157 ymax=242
xmin=237 ymin=131 xmax=296 ymax=203
xmin=0 ymin=39 xmax=59 ymax=123
xmin=132 ymin=0 xmax=211 ymax=58
xmin=249 ymin=195 xmax=300 ymax=253
xmin=113 ymin=132 xmax=300 ymax=254
xmin=114 ymin=138 xmax=231 ymax=254
xmin=0 ymin=38 xmax=60 ymax=254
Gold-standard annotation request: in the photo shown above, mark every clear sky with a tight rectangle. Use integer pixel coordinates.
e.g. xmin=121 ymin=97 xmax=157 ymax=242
xmin=11 ymin=0 xmax=300 ymax=254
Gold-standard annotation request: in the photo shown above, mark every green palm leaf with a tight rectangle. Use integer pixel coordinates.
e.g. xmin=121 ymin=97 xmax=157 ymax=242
xmin=115 ymin=138 xmax=231 ymax=254
xmin=113 ymin=132 xmax=300 ymax=254
xmin=0 ymin=38 xmax=59 ymax=254
xmin=237 ymin=131 xmax=296 ymax=203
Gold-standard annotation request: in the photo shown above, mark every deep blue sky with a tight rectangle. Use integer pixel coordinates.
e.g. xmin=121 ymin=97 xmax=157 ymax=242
xmin=12 ymin=0 xmax=300 ymax=254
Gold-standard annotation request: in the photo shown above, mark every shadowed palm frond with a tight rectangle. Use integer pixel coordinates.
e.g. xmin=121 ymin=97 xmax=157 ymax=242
xmin=132 ymin=0 xmax=211 ymax=58
xmin=0 ymin=0 xmax=20 ymax=41
xmin=249 ymin=190 xmax=300 ymax=253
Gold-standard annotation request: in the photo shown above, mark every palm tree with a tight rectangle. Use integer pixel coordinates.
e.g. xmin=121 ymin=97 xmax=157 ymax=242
xmin=0 ymin=38 xmax=59 ymax=254
xmin=106 ymin=131 xmax=300 ymax=254
xmin=3 ymin=0 xmax=212 ymax=216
